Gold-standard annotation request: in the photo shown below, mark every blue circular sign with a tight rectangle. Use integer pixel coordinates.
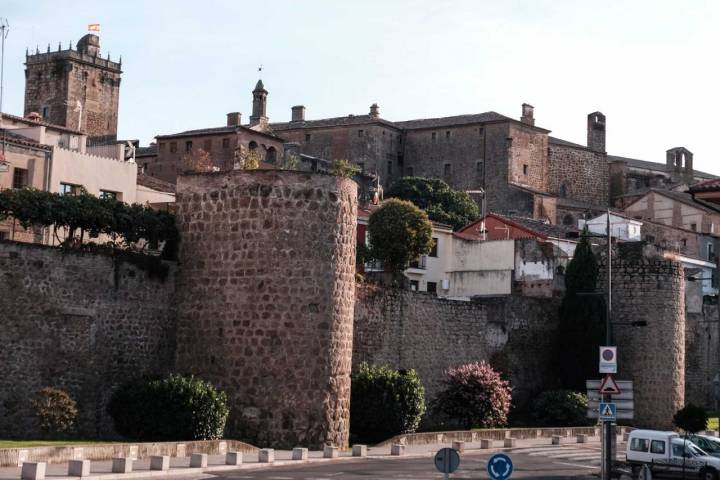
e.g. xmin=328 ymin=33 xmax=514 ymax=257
xmin=487 ymin=453 xmax=513 ymax=480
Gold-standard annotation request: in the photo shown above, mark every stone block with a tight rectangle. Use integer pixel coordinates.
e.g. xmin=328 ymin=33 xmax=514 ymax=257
xmin=258 ymin=449 xmax=274 ymax=463
xmin=111 ymin=458 xmax=132 ymax=474
xmin=323 ymin=446 xmax=339 ymax=458
xmin=391 ymin=444 xmax=405 ymax=456
xmin=176 ymin=444 xmax=186 ymax=457
xmin=16 ymin=450 xmax=28 ymax=467
xmin=71 ymin=448 xmax=84 ymax=461
xmin=68 ymin=460 xmax=90 ymax=477
xmin=21 ymin=462 xmax=46 ymax=480
xmin=292 ymin=448 xmax=308 ymax=460
xmin=218 ymin=441 xmax=227 ymax=454
xmin=128 ymin=446 xmax=138 ymax=460
xmin=480 ymin=439 xmax=493 ymax=449
xmin=225 ymin=452 xmax=242 ymax=465
xmin=150 ymin=455 xmax=170 ymax=471
xmin=452 ymin=441 xmax=465 ymax=453
xmin=190 ymin=453 xmax=208 ymax=468
xmin=552 ymin=435 xmax=562 ymax=445
xmin=504 ymin=438 xmax=516 ymax=447
xmin=352 ymin=445 xmax=367 ymax=457
xmin=577 ymin=434 xmax=588 ymax=444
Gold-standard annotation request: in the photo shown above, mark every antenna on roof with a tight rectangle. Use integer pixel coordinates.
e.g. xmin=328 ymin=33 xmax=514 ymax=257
xmin=0 ymin=18 xmax=10 ymax=162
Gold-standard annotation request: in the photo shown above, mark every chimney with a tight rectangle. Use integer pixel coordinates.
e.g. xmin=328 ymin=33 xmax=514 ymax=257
xmin=369 ymin=103 xmax=380 ymax=119
xmin=520 ymin=103 xmax=534 ymax=126
xmin=291 ymin=105 xmax=305 ymax=122
xmin=227 ymin=112 xmax=241 ymax=126
xmin=587 ymin=112 xmax=606 ymax=152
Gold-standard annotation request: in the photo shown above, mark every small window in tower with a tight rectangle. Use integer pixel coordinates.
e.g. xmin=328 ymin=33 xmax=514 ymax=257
xmin=358 ymin=129 xmax=364 ymax=137
xmin=159 ymin=142 xmax=166 ymax=151
xmin=478 ymin=127 xmax=484 ymax=136
xmin=203 ymin=139 xmax=212 ymax=151
xmin=185 ymin=141 xmax=193 ymax=153
xmin=523 ymin=164 xmax=528 ymax=175
xmin=691 ymin=223 xmax=697 ymax=231
xmin=222 ymin=138 xmax=230 ymax=149
xmin=398 ymin=135 xmax=402 ymax=144
xmin=42 ymin=106 xmax=49 ymax=120
xmin=170 ymin=142 xmax=177 ymax=153
xmin=305 ymin=133 xmax=311 ymax=142
xmin=444 ymin=163 xmax=451 ymax=177
xmin=431 ymin=132 xmax=437 ymax=143
xmin=682 ymin=238 xmax=687 ymax=248
xmin=476 ymin=161 xmax=484 ymax=174
xmin=446 ymin=130 xmax=451 ymax=140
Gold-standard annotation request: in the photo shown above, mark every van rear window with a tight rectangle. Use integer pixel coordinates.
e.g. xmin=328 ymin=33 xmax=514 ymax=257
xmin=630 ymin=438 xmax=650 ymax=452
xmin=651 ymin=440 xmax=666 ymax=454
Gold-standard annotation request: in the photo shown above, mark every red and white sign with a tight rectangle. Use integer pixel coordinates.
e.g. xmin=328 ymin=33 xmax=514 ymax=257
xmin=599 ymin=374 xmax=622 ymax=395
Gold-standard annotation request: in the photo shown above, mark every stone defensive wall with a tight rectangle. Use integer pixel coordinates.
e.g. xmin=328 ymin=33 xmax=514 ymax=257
xmin=0 ymin=242 xmax=177 ymax=437
xmin=174 ymin=170 xmax=357 ymax=449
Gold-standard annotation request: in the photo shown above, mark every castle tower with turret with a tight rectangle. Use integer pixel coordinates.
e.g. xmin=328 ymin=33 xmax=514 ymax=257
xmin=24 ymin=33 xmax=122 ymax=143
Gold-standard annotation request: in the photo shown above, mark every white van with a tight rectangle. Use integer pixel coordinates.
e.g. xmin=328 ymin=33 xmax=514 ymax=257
xmin=627 ymin=430 xmax=720 ymax=479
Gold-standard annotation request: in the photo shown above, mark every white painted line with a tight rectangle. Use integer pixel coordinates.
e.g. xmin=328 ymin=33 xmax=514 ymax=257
xmin=553 ymin=461 xmax=599 ymax=470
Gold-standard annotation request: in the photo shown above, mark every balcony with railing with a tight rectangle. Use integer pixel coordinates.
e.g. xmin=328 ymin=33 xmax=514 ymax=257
xmin=408 ymin=255 xmax=427 ymax=270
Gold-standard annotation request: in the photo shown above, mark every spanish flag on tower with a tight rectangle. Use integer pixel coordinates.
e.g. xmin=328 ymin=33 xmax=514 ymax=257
xmin=88 ymin=24 xmax=100 ymax=33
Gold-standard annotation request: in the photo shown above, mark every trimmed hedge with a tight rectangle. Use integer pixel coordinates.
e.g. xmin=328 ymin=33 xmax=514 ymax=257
xmin=350 ymin=363 xmax=426 ymax=444
xmin=532 ymin=390 xmax=592 ymax=427
xmin=107 ymin=374 xmax=229 ymax=441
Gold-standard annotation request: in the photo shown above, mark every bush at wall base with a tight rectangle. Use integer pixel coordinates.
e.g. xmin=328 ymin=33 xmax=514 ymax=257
xmin=532 ymin=390 xmax=593 ymax=427
xmin=350 ymin=363 xmax=426 ymax=444
xmin=107 ymin=374 xmax=229 ymax=441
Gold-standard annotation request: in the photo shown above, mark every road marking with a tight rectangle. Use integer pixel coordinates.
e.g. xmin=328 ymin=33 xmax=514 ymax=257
xmin=529 ymin=448 xmax=587 ymax=456
xmin=553 ymin=461 xmax=599 ymax=470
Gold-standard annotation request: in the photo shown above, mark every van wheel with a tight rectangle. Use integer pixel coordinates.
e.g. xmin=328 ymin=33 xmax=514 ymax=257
xmin=700 ymin=468 xmax=718 ymax=480
xmin=631 ymin=465 xmax=641 ymax=478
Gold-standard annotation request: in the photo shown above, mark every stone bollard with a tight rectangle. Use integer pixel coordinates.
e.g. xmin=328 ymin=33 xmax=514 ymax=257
xmin=176 ymin=444 xmax=186 ymax=458
xmin=577 ymin=434 xmax=588 ymax=444
xmin=71 ymin=448 xmax=84 ymax=461
xmin=68 ymin=460 xmax=91 ymax=477
xmin=352 ymin=445 xmax=367 ymax=457
xmin=258 ymin=449 xmax=274 ymax=463
xmin=552 ymin=435 xmax=562 ymax=445
xmin=225 ymin=452 xmax=242 ymax=465
xmin=150 ymin=456 xmax=170 ymax=471
xmin=292 ymin=448 xmax=308 ymax=461
xmin=111 ymin=458 xmax=133 ymax=474
xmin=21 ymin=462 xmax=46 ymax=480
xmin=128 ymin=446 xmax=138 ymax=460
xmin=17 ymin=450 xmax=29 ymax=467
xmin=391 ymin=444 xmax=405 ymax=456
xmin=190 ymin=453 xmax=208 ymax=468
xmin=504 ymin=438 xmax=516 ymax=448
xmin=452 ymin=441 xmax=465 ymax=453
xmin=480 ymin=439 xmax=493 ymax=449
xmin=323 ymin=446 xmax=339 ymax=459
xmin=218 ymin=441 xmax=227 ymax=455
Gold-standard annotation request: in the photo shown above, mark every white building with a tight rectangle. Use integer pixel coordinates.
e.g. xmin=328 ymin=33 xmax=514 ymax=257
xmin=579 ymin=212 xmax=642 ymax=241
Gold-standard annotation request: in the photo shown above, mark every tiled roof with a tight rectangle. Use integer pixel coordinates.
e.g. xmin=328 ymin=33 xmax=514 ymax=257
xmin=549 ymin=136 xmax=588 ymax=149
xmin=626 ymin=188 xmax=720 ymax=215
xmin=393 ymin=112 xmax=513 ymax=129
xmin=456 ymin=212 xmax=579 ymax=240
xmin=1 ymin=112 xmax=84 ymax=135
xmin=608 ymin=154 xmax=717 ymax=180
xmin=0 ymin=129 xmax=52 ymax=151
xmin=157 ymin=125 xmax=284 ymax=141
xmin=136 ymin=145 xmax=158 ymax=157
xmin=270 ymin=114 xmax=398 ymax=131
xmin=689 ymin=178 xmax=720 ymax=193
xmin=136 ymin=173 xmax=176 ymax=193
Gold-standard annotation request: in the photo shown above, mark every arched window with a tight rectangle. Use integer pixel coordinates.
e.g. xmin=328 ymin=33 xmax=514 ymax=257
xmin=559 ymin=183 xmax=568 ymax=198
xmin=562 ymin=214 xmax=574 ymax=226
xmin=266 ymin=146 xmax=277 ymax=164
xmin=248 ymin=141 xmax=258 ymax=151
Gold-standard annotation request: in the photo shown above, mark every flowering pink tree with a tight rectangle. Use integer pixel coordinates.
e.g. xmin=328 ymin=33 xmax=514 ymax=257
xmin=434 ymin=361 xmax=512 ymax=429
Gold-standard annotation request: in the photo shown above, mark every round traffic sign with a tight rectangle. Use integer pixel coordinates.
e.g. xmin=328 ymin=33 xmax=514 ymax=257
xmin=434 ymin=448 xmax=460 ymax=474
xmin=602 ymin=348 xmax=615 ymax=361
xmin=487 ymin=453 xmax=513 ymax=480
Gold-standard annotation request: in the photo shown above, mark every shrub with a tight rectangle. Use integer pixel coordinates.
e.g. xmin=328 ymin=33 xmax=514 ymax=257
xmin=673 ymin=404 xmax=708 ymax=433
xmin=31 ymin=387 xmax=78 ymax=436
xmin=532 ymin=390 xmax=592 ymax=427
xmin=107 ymin=374 xmax=229 ymax=441
xmin=433 ymin=361 xmax=512 ymax=429
xmin=350 ymin=363 xmax=426 ymax=444
xmin=329 ymin=159 xmax=360 ymax=178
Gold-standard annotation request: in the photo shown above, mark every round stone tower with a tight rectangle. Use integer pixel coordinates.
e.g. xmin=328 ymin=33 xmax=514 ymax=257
xmin=175 ymin=170 xmax=357 ymax=448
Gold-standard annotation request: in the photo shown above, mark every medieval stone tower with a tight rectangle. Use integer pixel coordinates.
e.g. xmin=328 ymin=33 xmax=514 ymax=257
xmin=24 ymin=34 xmax=122 ymax=143
xmin=249 ymin=79 xmax=268 ymax=129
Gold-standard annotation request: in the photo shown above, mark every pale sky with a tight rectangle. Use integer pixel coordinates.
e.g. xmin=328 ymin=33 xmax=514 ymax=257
xmin=2 ymin=0 xmax=719 ymax=173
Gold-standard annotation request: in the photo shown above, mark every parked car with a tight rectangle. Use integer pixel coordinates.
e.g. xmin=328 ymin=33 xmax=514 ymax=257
xmin=626 ymin=429 xmax=720 ymax=479
xmin=690 ymin=435 xmax=720 ymax=458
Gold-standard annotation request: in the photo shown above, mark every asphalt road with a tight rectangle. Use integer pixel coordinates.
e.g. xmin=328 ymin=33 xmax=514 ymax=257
xmin=208 ymin=445 xmax=603 ymax=479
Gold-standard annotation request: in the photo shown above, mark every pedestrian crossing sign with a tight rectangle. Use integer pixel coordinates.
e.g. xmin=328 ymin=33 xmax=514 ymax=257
xmin=599 ymin=402 xmax=617 ymax=421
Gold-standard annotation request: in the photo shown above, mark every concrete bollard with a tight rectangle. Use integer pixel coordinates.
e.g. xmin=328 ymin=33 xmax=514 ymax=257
xmin=577 ymin=434 xmax=588 ymax=444
xmin=71 ymin=448 xmax=84 ymax=461
xmin=17 ymin=450 xmax=29 ymax=467
xmin=504 ymin=438 xmax=516 ymax=448
xmin=225 ymin=452 xmax=242 ymax=465
xmin=552 ymin=435 xmax=562 ymax=445
xmin=391 ymin=444 xmax=405 ymax=456
xmin=292 ymin=448 xmax=308 ymax=460
xmin=480 ymin=439 xmax=493 ymax=449
xmin=352 ymin=445 xmax=367 ymax=457
xmin=258 ymin=449 xmax=274 ymax=463
xmin=150 ymin=456 xmax=170 ymax=471
xmin=21 ymin=462 xmax=46 ymax=480
xmin=452 ymin=441 xmax=465 ymax=453
xmin=218 ymin=441 xmax=227 ymax=455
xmin=111 ymin=458 xmax=132 ymax=474
xmin=190 ymin=453 xmax=208 ymax=468
xmin=68 ymin=460 xmax=91 ymax=477
xmin=128 ymin=446 xmax=138 ymax=460
xmin=176 ymin=444 xmax=186 ymax=458
xmin=324 ymin=446 xmax=339 ymax=459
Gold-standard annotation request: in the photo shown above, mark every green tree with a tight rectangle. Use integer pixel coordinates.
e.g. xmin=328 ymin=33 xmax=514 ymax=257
xmin=554 ymin=229 xmax=605 ymax=390
xmin=673 ymin=404 xmax=708 ymax=433
xmin=385 ymin=177 xmax=479 ymax=230
xmin=368 ymin=198 xmax=433 ymax=277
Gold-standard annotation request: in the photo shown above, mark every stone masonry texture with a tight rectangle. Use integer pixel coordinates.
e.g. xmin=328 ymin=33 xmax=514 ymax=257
xmin=0 ymin=242 xmax=176 ymax=437
xmin=174 ymin=170 xmax=357 ymax=449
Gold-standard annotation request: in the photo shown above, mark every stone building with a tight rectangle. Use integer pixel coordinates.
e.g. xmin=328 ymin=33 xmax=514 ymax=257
xmin=24 ymin=34 xmax=122 ymax=143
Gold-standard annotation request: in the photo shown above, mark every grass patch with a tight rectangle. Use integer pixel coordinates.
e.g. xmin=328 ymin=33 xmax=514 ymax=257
xmin=0 ymin=440 xmax=107 ymax=449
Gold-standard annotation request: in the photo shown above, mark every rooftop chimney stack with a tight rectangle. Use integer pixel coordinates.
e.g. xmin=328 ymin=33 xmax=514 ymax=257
xmin=291 ymin=105 xmax=305 ymax=122
xmin=587 ymin=112 xmax=606 ymax=152
xmin=369 ymin=103 xmax=380 ymax=119
xmin=227 ymin=112 xmax=242 ymax=126
xmin=520 ymin=103 xmax=534 ymax=126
